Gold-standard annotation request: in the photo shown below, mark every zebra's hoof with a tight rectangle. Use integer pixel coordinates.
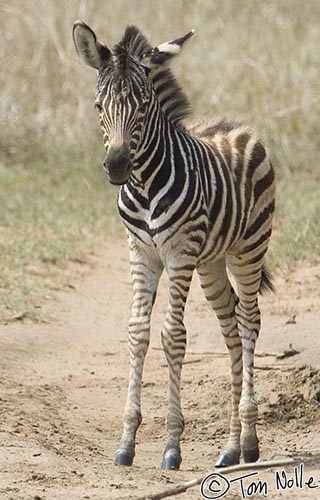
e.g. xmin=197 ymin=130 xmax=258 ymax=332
xmin=242 ymin=446 xmax=259 ymax=463
xmin=215 ymin=450 xmax=240 ymax=468
xmin=114 ymin=449 xmax=134 ymax=466
xmin=161 ymin=449 xmax=182 ymax=470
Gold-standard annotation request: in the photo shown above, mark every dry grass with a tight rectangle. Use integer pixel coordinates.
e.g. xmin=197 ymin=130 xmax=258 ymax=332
xmin=1 ymin=0 xmax=320 ymax=171
xmin=1 ymin=0 xmax=319 ymax=319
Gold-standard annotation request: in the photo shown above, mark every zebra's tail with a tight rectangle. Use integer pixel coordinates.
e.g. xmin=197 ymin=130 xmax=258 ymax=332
xmin=259 ymin=264 xmax=276 ymax=294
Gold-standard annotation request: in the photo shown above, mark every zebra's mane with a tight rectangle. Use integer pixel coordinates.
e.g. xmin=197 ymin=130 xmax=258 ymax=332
xmin=150 ymin=67 xmax=191 ymax=126
xmin=113 ymin=26 xmax=152 ymax=67
xmin=112 ymin=26 xmax=191 ymax=126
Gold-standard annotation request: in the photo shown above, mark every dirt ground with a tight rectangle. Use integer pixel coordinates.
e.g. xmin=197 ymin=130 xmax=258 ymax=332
xmin=0 ymin=238 xmax=319 ymax=500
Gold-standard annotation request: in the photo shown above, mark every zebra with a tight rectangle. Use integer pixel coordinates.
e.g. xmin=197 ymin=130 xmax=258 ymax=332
xmin=73 ymin=22 xmax=276 ymax=471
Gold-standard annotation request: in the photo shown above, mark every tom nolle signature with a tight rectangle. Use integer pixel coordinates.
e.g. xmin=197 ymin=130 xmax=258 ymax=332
xmin=200 ymin=463 xmax=319 ymax=499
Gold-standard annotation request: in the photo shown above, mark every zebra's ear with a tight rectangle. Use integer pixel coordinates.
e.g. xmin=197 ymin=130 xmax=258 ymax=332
xmin=73 ymin=21 xmax=111 ymax=70
xmin=142 ymin=29 xmax=195 ymax=68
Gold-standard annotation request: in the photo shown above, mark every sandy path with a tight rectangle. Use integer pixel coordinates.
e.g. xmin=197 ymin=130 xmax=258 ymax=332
xmin=0 ymin=238 xmax=319 ymax=499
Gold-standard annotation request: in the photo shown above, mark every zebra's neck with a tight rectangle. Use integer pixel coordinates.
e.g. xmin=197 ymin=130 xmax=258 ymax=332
xmin=130 ymin=95 xmax=186 ymax=192
xmin=118 ymin=96 xmax=197 ymax=242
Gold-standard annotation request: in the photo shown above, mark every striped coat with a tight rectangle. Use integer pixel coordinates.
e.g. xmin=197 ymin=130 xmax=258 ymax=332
xmin=73 ymin=22 xmax=275 ymax=471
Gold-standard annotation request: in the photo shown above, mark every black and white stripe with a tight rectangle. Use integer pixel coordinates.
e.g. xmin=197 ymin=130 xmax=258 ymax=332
xmin=73 ymin=22 xmax=276 ymax=470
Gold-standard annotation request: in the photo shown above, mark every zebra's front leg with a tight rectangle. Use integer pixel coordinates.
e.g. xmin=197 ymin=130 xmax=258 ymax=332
xmin=161 ymin=263 xmax=194 ymax=470
xmin=115 ymin=244 xmax=163 ymax=466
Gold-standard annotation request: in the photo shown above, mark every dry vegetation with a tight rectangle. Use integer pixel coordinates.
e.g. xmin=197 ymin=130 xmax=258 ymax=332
xmin=1 ymin=0 xmax=319 ymax=319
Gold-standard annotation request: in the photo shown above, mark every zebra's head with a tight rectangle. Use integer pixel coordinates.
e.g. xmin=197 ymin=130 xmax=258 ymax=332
xmin=73 ymin=22 xmax=194 ymax=185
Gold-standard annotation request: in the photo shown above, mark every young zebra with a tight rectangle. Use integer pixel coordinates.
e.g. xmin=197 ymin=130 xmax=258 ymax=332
xmin=73 ymin=22 xmax=275 ymax=471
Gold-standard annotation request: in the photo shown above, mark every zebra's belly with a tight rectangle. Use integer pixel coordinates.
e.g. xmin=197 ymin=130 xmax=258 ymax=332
xmin=196 ymin=224 xmax=244 ymax=267
xmin=126 ymin=223 xmax=208 ymax=270
xmin=121 ymin=203 xmax=243 ymax=269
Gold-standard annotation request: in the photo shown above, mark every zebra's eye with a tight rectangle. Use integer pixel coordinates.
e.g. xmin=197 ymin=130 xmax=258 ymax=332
xmin=95 ymin=102 xmax=103 ymax=113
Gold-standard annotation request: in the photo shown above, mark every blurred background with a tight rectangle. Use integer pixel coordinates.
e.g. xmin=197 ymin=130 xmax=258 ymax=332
xmin=1 ymin=0 xmax=319 ymax=319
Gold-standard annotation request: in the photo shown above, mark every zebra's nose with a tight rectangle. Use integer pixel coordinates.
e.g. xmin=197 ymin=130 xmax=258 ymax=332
xmin=103 ymin=145 xmax=132 ymax=185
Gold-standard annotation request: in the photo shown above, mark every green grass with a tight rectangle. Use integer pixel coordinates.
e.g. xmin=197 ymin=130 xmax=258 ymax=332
xmin=270 ymin=177 xmax=320 ymax=269
xmin=1 ymin=0 xmax=320 ymax=320
xmin=0 ymin=161 xmax=121 ymax=320
xmin=1 ymin=163 xmax=318 ymax=321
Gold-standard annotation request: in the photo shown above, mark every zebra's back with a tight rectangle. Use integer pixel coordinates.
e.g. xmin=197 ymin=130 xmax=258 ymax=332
xmin=189 ymin=121 xmax=275 ymax=266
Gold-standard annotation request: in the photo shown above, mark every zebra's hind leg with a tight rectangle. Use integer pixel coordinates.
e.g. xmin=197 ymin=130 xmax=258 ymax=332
xmin=115 ymin=240 xmax=163 ymax=467
xmin=198 ymin=259 xmax=242 ymax=467
xmin=160 ymin=261 xmax=195 ymax=470
xmin=197 ymin=259 xmax=242 ymax=467
xmin=227 ymin=253 xmax=265 ymax=464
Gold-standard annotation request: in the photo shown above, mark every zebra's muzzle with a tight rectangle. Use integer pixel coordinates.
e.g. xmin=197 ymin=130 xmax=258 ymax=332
xmin=103 ymin=145 xmax=133 ymax=185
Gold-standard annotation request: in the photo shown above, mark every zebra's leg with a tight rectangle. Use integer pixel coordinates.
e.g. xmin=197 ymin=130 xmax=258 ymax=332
xmin=115 ymin=241 xmax=163 ymax=466
xmin=227 ymin=254 xmax=264 ymax=463
xmin=197 ymin=259 xmax=242 ymax=467
xmin=160 ymin=262 xmax=195 ymax=470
